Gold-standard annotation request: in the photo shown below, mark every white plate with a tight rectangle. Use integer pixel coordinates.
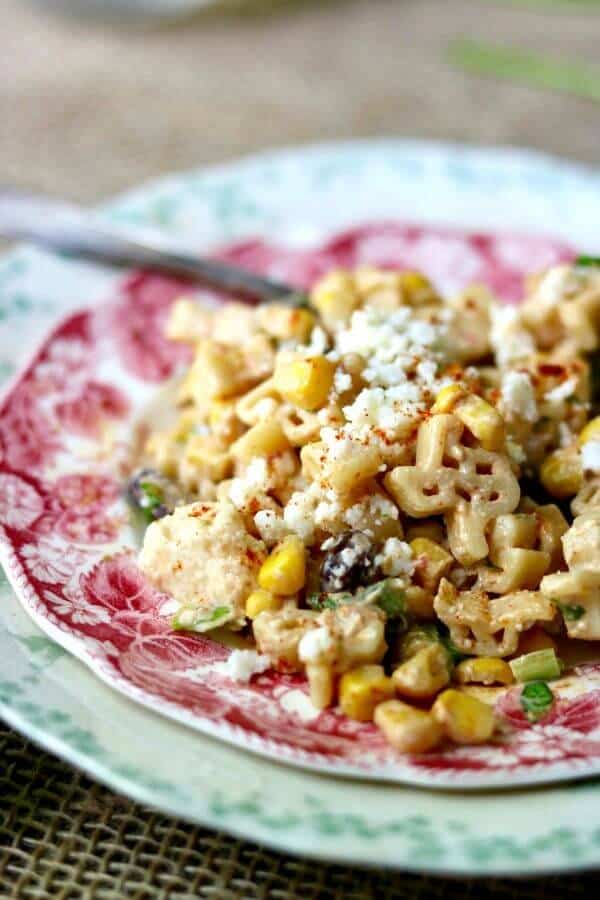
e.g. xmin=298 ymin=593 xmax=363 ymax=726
xmin=1 ymin=140 xmax=600 ymax=874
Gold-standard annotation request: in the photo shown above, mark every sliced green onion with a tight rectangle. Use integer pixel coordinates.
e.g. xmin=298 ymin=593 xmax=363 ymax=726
xmin=173 ymin=605 xmax=232 ymax=632
xmin=509 ymin=648 xmax=562 ymax=683
xmin=575 ymin=255 xmax=600 ymax=268
xmin=557 ymin=602 xmax=585 ymax=623
xmin=307 ymin=591 xmax=352 ymax=611
xmin=520 ymin=681 xmax=555 ymax=722
xmin=307 ymin=578 xmax=408 ymax=620
xmin=361 ymin=579 xmax=407 ymax=620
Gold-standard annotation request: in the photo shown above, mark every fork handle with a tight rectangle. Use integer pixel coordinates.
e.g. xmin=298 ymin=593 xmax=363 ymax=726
xmin=0 ymin=188 xmax=298 ymax=303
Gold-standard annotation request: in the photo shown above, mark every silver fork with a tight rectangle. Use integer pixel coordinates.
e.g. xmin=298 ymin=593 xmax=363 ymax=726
xmin=0 ymin=186 xmax=305 ymax=305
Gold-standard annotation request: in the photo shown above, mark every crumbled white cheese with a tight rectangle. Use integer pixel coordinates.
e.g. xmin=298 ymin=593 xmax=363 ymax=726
xmin=581 ymin=441 xmax=600 ymax=473
xmin=228 ymin=457 xmax=270 ymax=508
xmin=218 ymin=649 xmax=271 ymax=683
xmin=375 ymin=538 xmax=414 ymax=579
xmin=343 ymin=384 xmax=423 ymax=432
xmin=326 ymin=305 xmax=449 ymax=441
xmin=320 ymin=426 xmax=355 ymax=461
xmin=343 ymin=495 xmax=398 ymax=531
xmin=159 ymin=598 xmax=180 ymax=617
xmin=315 ymin=488 xmax=343 ymax=528
xmin=320 ymin=536 xmax=337 ymax=551
xmin=254 ymin=509 xmax=288 ymax=545
xmin=489 ymin=305 xmax=535 ymax=366
xmin=303 ymin=325 xmax=329 ymax=357
xmin=501 ymin=371 xmax=538 ymax=422
xmin=298 ymin=626 xmax=334 ymax=664
xmin=278 ymin=687 xmax=321 ymax=721
xmin=544 ymin=378 xmax=577 ymax=404
xmin=333 ymin=369 xmax=352 ymax=394
xmin=283 ymin=489 xmax=318 ymax=543
xmin=335 ymin=306 xmax=442 ymax=388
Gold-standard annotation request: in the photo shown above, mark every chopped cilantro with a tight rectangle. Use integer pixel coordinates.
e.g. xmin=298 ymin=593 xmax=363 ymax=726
xmin=307 ymin=592 xmax=351 ymax=611
xmin=557 ymin=602 xmax=585 ymax=622
xmin=520 ymin=681 xmax=555 ymax=722
xmin=307 ymin=579 xmax=408 ymax=623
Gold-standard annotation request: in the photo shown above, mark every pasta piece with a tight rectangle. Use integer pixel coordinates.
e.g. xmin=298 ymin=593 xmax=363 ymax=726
xmin=230 ymin=420 xmax=290 ymax=463
xmin=476 ymin=512 xmax=552 ymax=593
xmin=434 ymin=578 xmax=555 ymax=657
xmin=190 ymin=340 xmax=256 ymax=402
xmin=385 ymin=414 xmax=520 ymax=565
xmin=522 ymin=263 xmax=600 ymax=353
xmin=255 ymin=303 xmax=316 ymax=342
xmin=235 ymin=378 xmax=282 ymax=426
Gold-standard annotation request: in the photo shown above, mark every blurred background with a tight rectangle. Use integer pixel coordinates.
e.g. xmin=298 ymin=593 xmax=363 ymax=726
xmin=1 ymin=0 xmax=599 ymax=206
xmin=1 ymin=2 xmax=600 ymax=896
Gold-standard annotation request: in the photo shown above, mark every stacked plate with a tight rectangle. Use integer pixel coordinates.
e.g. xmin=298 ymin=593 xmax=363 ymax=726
xmin=1 ymin=141 xmax=599 ymax=876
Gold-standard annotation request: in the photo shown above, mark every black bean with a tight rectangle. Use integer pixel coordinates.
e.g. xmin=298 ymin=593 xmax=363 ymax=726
xmin=320 ymin=531 xmax=376 ymax=593
xmin=126 ymin=468 xmax=177 ymax=523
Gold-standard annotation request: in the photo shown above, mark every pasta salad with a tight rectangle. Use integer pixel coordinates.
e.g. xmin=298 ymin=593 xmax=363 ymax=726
xmin=131 ymin=259 xmax=600 ymax=754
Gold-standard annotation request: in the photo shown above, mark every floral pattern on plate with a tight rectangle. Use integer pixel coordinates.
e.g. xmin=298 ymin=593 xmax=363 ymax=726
xmin=3 ymin=221 xmax=600 ymax=789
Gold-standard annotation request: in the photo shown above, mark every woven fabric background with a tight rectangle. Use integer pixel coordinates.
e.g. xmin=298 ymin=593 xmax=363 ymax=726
xmin=2 ymin=0 xmax=600 ymax=894
xmin=0 ymin=727 xmax=597 ymax=899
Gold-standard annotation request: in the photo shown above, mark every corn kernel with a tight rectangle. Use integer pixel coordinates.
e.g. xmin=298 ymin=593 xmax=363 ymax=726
xmin=399 ymin=271 xmax=439 ymax=306
xmin=400 ymin=625 xmax=439 ymax=661
xmin=540 ymin=451 xmax=583 ymax=499
xmin=455 ymin=394 xmax=505 ymax=451
xmin=374 ymin=700 xmax=443 ymax=754
xmin=392 ymin=644 xmax=450 ymax=700
xmin=258 ymin=536 xmax=306 ymax=595
xmin=339 ymin=665 xmax=395 ymax=722
xmin=230 ymin=420 xmax=290 ymax=463
xmin=579 ymin=416 xmax=600 ymax=446
xmin=410 ymin=537 xmax=453 ymax=592
xmin=516 ymin=626 xmax=557 ymax=656
xmin=404 ymin=585 xmax=435 ymax=619
xmin=431 ymin=383 xmax=465 ymax=415
xmin=432 ymin=689 xmax=495 ymax=745
xmin=245 ymin=589 xmax=283 ymax=619
xmin=273 ymin=356 xmax=335 ymax=411
xmin=454 ymin=657 xmax=514 ymax=686
xmin=310 ymin=270 xmax=360 ymax=326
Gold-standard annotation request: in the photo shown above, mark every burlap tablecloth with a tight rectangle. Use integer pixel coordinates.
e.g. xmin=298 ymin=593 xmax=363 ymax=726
xmin=1 ymin=0 xmax=600 ymax=895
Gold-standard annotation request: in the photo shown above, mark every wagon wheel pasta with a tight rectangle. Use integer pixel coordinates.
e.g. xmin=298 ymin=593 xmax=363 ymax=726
xmin=133 ymin=258 xmax=600 ymax=753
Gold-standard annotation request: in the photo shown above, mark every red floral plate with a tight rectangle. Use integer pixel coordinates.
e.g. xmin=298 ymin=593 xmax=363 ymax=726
xmin=3 ymin=222 xmax=600 ymax=789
